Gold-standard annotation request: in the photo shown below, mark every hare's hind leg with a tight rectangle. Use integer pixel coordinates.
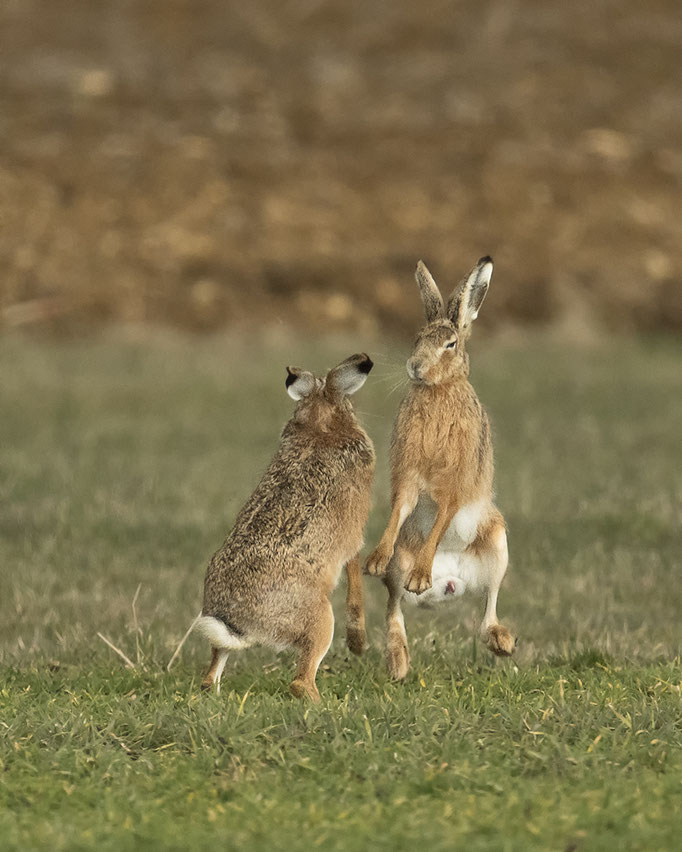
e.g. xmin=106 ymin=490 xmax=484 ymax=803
xmin=385 ymin=548 xmax=412 ymax=680
xmin=196 ymin=614 xmax=249 ymax=694
xmin=290 ymin=598 xmax=334 ymax=702
xmin=345 ymin=556 xmax=367 ymax=655
xmin=475 ymin=519 xmax=515 ymax=657
xmin=202 ymin=647 xmax=229 ymax=693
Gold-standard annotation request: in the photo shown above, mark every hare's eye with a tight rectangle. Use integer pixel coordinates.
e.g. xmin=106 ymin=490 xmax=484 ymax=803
xmin=445 ymin=340 xmax=456 ymax=349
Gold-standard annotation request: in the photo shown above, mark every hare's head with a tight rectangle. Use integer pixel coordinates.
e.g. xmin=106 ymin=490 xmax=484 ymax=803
xmin=285 ymin=353 xmax=373 ymax=430
xmin=406 ymin=257 xmax=493 ymax=385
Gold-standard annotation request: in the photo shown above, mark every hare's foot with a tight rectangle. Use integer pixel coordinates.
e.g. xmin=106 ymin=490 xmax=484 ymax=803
xmin=365 ymin=544 xmax=393 ymax=577
xmin=404 ymin=557 xmax=432 ymax=594
xmin=346 ymin=623 xmax=366 ymax=656
xmin=386 ymin=634 xmax=410 ymax=680
xmin=290 ymin=678 xmax=321 ymax=702
xmin=290 ymin=598 xmax=333 ymax=703
xmin=486 ymin=625 xmax=516 ymax=657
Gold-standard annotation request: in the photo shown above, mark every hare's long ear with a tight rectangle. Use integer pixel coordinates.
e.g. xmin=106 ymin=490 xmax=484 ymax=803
xmin=415 ymin=260 xmax=444 ymax=322
xmin=326 ymin=353 xmax=373 ymax=397
xmin=285 ymin=367 xmax=316 ymax=400
xmin=447 ymin=256 xmax=493 ymax=332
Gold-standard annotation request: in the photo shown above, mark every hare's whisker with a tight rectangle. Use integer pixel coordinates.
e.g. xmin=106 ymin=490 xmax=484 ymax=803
xmin=388 ymin=377 xmax=409 ymax=397
xmin=372 ymin=372 xmax=406 ymax=386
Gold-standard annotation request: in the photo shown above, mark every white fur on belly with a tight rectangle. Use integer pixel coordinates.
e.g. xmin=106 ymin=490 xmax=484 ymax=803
xmin=413 ymin=497 xmax=487 ymax=550
xmin=450 ymin=499 xmax=487 ymax=546
xmin=403 ymin=549 xmax=488 ymax=607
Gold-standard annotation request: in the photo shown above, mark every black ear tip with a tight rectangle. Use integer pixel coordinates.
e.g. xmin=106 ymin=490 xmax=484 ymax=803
xmin=358 ymin=354 xmax=373 ymax=374
xmin=479 ymin=255 xmax=493 ymax=266
xmin=285 ymin=367 xmax=296 ymax=388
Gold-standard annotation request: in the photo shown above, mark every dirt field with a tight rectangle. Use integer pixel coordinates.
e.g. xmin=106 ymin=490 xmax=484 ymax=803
xmin=1 ymin=0 xmax=681 ymax=334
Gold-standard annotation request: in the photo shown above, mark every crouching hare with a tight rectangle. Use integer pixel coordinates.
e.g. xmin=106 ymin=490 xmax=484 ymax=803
xmin=365 ymin=257 xmax=515 ymax=679
xmin=198 ymin=353 xmax=375 ymax=701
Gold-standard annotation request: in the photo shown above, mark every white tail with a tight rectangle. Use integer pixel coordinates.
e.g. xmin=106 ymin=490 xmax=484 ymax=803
xmin=195 ymin=615 xmax=249 ymax=649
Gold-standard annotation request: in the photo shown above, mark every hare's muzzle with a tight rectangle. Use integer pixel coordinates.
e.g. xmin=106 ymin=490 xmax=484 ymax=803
xmin=406 ymin=358 xmax=425 ymax=382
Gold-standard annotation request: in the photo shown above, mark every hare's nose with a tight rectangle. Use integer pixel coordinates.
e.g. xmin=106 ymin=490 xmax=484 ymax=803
xmin=407 ymin=359 xmax=423 ymax=380
xmin=445 ymin=580 xmax=456 ymax=595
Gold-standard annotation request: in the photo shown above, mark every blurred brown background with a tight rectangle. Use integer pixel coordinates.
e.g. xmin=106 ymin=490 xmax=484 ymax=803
xmin=1 ymin=0 xmax=681 ymax=336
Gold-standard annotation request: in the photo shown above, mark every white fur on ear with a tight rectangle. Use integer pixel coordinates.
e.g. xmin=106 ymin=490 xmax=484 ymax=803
xmin=450 ymin=256 xmax=493 ymax=328
xmin=476 ymin=259 xmax=493 ymax=290
xmin=327 ymin=353 xmax=373 ymax=396
xmin=334 ymin=370 xmax=368 ymax=396
xmin=285 ymin=369 xmax=316 ymax=400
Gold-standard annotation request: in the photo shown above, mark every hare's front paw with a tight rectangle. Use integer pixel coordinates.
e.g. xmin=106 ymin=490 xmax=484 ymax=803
xmin=404 ymin=561 xmax=432 ymax=595
xmin=486 ymin=625 xmax=516 ymax=657
xmin=365 ymin=545 xmax=392 ymax=577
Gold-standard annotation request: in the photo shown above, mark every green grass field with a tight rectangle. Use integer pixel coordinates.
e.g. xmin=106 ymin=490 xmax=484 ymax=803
xmin=1 ymin=331 xmax=681 ymax=851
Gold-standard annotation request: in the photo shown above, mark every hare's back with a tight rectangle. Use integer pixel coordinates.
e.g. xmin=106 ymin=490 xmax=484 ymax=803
xmin=205 ymin=438 xmax=372 ymax=592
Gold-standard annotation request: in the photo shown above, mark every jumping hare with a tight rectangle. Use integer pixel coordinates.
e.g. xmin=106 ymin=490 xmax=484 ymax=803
xmin=197 ymin=353 xmax=375 ymax=701
xmin=365 ymin=257 xmax=515 ymax=679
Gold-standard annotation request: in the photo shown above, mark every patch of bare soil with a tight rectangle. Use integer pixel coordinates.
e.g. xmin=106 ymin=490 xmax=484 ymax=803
xmin=1 ymin=0 xmax=680 ymax=335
